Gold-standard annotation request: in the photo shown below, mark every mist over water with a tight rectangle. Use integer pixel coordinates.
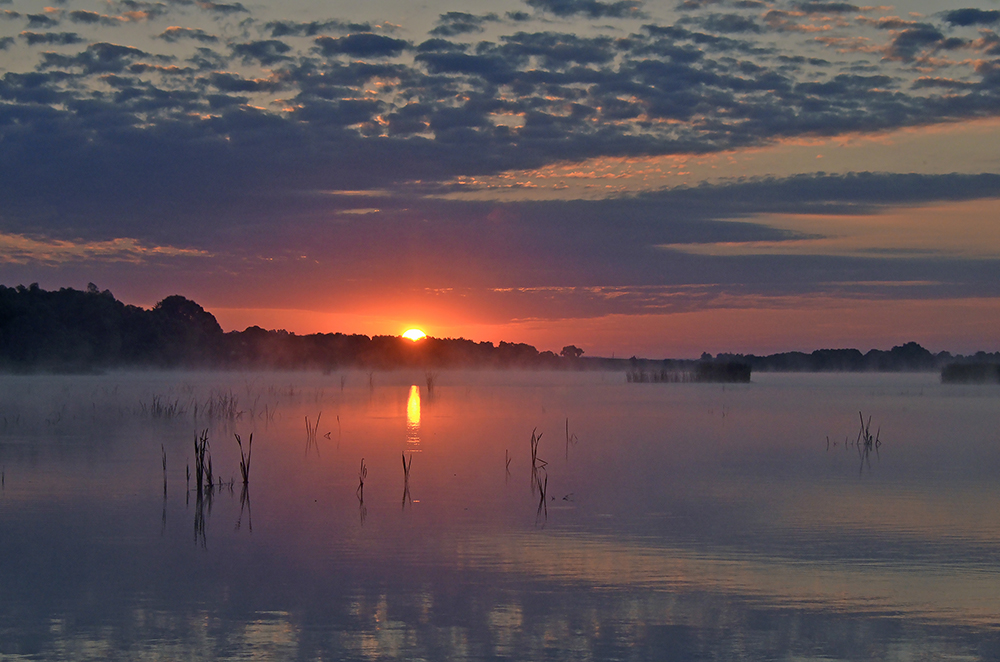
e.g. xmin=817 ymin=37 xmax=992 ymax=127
xmin=1 ymin=371 xmax=999 ymax=660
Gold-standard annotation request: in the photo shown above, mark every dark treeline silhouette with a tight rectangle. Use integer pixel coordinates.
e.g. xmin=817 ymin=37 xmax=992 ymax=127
xmin=711 ymin=343 xmax=1000 ymax=373
xmin=0 ymin=284 xmax=561 ymax=372
xmin=0 ymin=284 xmax=997 ymax=375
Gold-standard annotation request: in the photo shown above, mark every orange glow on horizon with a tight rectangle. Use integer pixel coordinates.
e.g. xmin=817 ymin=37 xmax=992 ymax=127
xmin=209 ymin=295 xmax=1000 ymax=359
xmin=402 ymin=328 xmax=427 ymax=341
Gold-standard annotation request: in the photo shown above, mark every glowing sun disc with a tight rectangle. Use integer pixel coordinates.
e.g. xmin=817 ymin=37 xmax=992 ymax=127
xmin=402 ymin=328 xmax=427 ymax=341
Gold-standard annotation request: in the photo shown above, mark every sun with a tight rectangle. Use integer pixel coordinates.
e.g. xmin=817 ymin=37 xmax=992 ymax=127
xmin=402 ymin=328 xmax=427 ymax=341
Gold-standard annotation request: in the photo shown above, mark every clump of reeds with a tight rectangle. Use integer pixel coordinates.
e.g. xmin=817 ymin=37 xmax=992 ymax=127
xmin=193 ymin=429 xmax=212 ymax=497
xmin=236 ymin=435 xmax=253 ymax=533
xmin=401 ymin=453 xmax=413 ymax=508
xmin=200 ymin=390 xmax=241 ymax=421
xmin=305 ymin=412 xmax=322 ymax=442
xmin=856 ymin=412 xmax=881 ymax=451
xmin=565 ymin=418 xmax=578 ymax=460
xmin=305 ymin=413 xmax=322 ymax=455
xmin=140 ymin=395 xmax=186 ymax=418
xmin=234 ymin=433 xmax=253 ymax=486
xmin=530 ymin=428 xmax=548 ymax=497
xmin=855 ymin=411 xmax=882 ymax=473
xmin=530 ymin=428 xmax=546 ymax=469
xmin=357 ymin=458 xmax=367 ymax=499
xmin=535 ymin=472 xmax=548 ymax=523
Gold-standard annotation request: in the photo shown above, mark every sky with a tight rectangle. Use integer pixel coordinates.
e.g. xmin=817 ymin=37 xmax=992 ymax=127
xmin=1 ymin=0 xmax=1000 ymax=357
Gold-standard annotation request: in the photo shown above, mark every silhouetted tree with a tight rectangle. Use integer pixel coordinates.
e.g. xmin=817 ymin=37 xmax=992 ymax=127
xmin=561 ymin=345 xmax=584 ymax=359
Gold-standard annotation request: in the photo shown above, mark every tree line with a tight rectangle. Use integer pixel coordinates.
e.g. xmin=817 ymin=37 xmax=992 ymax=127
xmin=0 ymin=284 xmax=995 ymax=374
xmin=0 ymin=284 xmax=570 ymax=372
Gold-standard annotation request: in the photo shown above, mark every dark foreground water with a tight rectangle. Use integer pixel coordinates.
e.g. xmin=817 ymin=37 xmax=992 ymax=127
xmin=1 ymin=370 xmax=999 ymax=660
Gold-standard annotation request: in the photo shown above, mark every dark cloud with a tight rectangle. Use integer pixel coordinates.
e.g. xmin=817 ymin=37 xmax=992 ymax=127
xmin=158 ymin=26 xmax=218 ymax=43
xmin=0 ymin=36 xmax=13 ymax=49
xmin=26 ymin=13 xmax=61 ymax=28
xmin=943 ymin=9 xmax=1000 ymax=27
xmin=497 ymin=31 xmax=618 ymax=67
xmin=186 ymin=46 xmax=228 ymax=70
xmin=2 ymin=0 xmax=1000 ymax=263
xmin=20 ymin=31 xmax=84 ymax=46
xmin=314 ymin=33 xmax=409 ymax=58
xmin=1 ymin=10 xmax=20 ymax=19
xmin=206 ymin=71 xmax=279 ymax=92
xmin=677 ymin=0 xmax=724 ymax=10
xmin=507 ymin=11 xmax=533 ymax=21
xmin=68 ymin=10 xmax=121 ymax=26
xmin=265 ymin=19 xmax=374 ymax=38
xmin=860 ymin=16 xmax=920 ymax=30
xmin=430 ymin=12 xmax=501 ymax=37
xmin=196 ymin=1 xmax=247 ymax=14
xmin=884 ymin=24 xmax=952 ymax=61
xmin=416 ymin=38 xmax=469 ymax=53
xmin=40 ymin=42 xmax=161 ymax=74
xmin=231 ymin=39 xmax=292 ymax=65
xmin=911 ymin=77 xmax=976 ymax=90
xmin=791 ymin=1 xmax=859 ymax=13
xmin=525 ymin=0 xmax=644 ymax=20
xmin=698 ymin=13 xmax=762 ymax=34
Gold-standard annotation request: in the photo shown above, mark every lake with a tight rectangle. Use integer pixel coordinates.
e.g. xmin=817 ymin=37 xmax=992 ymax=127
xmin=1 ymin=370 xmax=998 ymax=660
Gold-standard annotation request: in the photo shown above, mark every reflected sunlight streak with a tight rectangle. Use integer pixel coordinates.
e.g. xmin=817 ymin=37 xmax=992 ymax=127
xmin=406 ymin=385 xmax=421 ymax=451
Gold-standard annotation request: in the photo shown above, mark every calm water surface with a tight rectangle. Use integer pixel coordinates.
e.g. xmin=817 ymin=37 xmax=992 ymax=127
xmin=0 ymin=370 xmax=999 ymax=660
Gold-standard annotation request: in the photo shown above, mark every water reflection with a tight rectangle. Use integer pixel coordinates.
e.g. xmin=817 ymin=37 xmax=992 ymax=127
xmin=402 ymin=453 xmax=413 ymax=509
xmin=2 ymin=371 xmax=1000 ymax=660
xmin=406 ymin=384 xmax=421 ymax=451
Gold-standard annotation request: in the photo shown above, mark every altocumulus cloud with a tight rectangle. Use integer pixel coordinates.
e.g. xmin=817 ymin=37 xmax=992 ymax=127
xmin=1 ymin=0 xmax=1000 ymax=304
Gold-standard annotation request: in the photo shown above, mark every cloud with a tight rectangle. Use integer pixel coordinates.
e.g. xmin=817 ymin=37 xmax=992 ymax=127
xmin=231 ymin=39 xmax=292 ymax=65
xmin=68 ymin=10 xmax=123 ymax=26
xmin=430 ymin=12 xmax=501 ymax=37
xmin=314 ymin=33 xmax=409 ymax=58
xmin=0 ymin=233 xmax=212 ymax=265
xmin=942 ymin=9 xmax=1000 ymax=27
xmin=883 ymin=24 xmax=958 ymax=62
xmin=26 ymin=13 xmax=61 ymax=28
xmin=20 ymin=31 xmax=84 ymax=46
xmin=677 ymin=0 xmax=724 ymax=10
xmin=525 ymin=0 xmax=645 ymax=20
xmin=265 ymin=19 xmax=375 ymax=38
xmin=206 ymin=71 xmax=280 ymax=92
xmin=39 ymin=42 xmax=163 ymax=74
xmin=3 ymin=0 xmax=1000 ymax=252
xmin=196 ymin=1 xmax=247 ymax=15
xmin=0 ymin=36 xmax=13 ymax=49
xmin=158 ymin=26 xmax=218 ymax=43
xmin=697 ymin=13 xmax=762 ymax=34
xmin=791 ymin=1 xmax=859 ymax=13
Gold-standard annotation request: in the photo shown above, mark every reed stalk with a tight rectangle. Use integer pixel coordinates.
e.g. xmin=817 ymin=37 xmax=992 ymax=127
xmin=235 ymin=432 xmax=253 ymax=486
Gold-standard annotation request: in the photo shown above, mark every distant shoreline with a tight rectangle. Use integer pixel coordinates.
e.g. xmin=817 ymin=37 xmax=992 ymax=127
xmin=1 ymin=284 xmax=998 ymax=377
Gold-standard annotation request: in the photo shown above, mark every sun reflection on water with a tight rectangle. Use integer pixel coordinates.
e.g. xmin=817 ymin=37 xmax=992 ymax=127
xmin=406 ymin=384 xmax=420 ymax=451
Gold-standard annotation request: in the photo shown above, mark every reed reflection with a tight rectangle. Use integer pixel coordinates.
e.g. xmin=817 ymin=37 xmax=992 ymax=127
xmin=406 ymin=385 xmax=421 ymax=452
